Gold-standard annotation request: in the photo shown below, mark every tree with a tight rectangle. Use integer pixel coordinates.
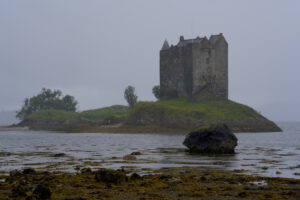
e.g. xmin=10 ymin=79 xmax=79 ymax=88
xmin=124 ymin=85 xmax=138 ymax=108
xmin=61 ymin=95 xmax=77 ymax=112
xmin=152 ymin=85 xmax=161 ymax=100
xmin=16 ymin=88 xmax=77 ymax=120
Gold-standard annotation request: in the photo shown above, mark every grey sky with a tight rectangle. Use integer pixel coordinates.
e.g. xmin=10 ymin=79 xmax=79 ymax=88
xmin=0 ymin=0 xmax=299 ymax=121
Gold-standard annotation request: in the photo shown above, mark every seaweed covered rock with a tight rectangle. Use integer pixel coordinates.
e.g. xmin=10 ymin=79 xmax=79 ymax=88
xmin=94 ymin=168 xmax=126 ymax=184
xmin=33 ymin=184 xmax=51 ymax=199
xmin=183 ymin=124 xmax=238 ymax=154
xmin=6 ymin=170 xmax=22 ymax=183
xmin=11 ymin=183 xmax=29 ymax=197
xmin=22 ymin=168 xmax=36 ymax=175
xmin=80 ymin=167 xmax=92 ymax=174
xmin=123 ymin=154 xmax=136 ymax=160
xmin=9 ymin=169 xmax=22 ymax=177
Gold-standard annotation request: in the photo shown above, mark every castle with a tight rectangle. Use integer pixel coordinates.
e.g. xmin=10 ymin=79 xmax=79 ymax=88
xmin=160 ymin=33 xmax=228 ymax=100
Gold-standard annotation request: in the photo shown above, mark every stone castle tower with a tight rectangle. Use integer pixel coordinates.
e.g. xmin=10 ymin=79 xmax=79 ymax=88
xmin=160 ymin=33 xmax=228 ymax=100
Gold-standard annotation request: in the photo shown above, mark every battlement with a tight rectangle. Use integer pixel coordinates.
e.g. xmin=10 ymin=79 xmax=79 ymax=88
xmin=160 ymin=34 xmax=228 ymax=100
xmin=162 ymin=34 xmax=226 ymax=50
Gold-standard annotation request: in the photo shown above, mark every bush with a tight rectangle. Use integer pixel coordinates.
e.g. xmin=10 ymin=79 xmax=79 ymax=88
xmin=152 ymin=85 xmax=161 ymax=100
xmin=16 ymin=88 xmax=77 ymax=120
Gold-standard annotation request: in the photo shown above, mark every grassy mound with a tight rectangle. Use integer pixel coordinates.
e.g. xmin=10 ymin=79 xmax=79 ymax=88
xmin=81 ymin=105 xmax=129 ymax=122
xmin=23 ymin=99 xmax=281 ymax=132
xmin=25 ymin=99 xmax=261 ymax=123
xmin=125 ymin=98 xmax=282 ymax=132
xmin=26 ymin=110 xmax=81 ymax=121
xmin=25 ymin=105 xmax=129 ymax=122
xmin=128 ymin=98 xmax=262 ymax=122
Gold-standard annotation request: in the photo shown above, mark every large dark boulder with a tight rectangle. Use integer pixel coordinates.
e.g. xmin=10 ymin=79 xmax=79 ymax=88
xmin=183 ymin=124 xmax=238 ymax=154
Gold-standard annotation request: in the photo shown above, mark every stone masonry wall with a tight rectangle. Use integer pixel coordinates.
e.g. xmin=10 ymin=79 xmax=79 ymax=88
xmin=212 ymin=39 xmax=228 ymax=98
xmin=160 ymin=45 xmax=193 ymax=97
xmin=192 ymin=44 xmax=214 ymax=98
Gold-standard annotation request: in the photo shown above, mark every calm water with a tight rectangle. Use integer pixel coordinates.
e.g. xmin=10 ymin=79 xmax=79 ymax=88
xmin=0 ymin=122 xmax=300 ymax=178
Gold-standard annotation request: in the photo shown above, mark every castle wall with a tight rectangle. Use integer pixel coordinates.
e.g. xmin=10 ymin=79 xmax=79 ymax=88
xmin=212 ymin=39 xmax=228 ymax=98
xmin=192 ymin=44 xmax=214 ymax=98
xmin=181 ymin=45 xmax=193 ymax=97
xmin=160 ymin=46 xmax=192 ymax=97
xmin=160 ymin=50 xmax=172 ymax=93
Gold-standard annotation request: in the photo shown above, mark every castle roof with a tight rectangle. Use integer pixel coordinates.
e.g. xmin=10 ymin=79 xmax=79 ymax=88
xmin=161 ymin=40 xmax=170 ymax=50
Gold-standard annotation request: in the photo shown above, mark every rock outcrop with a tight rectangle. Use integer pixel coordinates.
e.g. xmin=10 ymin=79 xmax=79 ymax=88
xmin=183 ymin=124 xmax=238 ymax=154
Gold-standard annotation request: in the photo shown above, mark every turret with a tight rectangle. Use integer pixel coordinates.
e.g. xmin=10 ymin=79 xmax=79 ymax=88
xmin=161 ymin=39 xmax=170 ymax=50
xmin=180 ymin=36 xmax=184 ymax=41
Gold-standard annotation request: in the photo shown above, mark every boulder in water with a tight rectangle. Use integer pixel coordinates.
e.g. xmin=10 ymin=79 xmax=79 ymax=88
xmin=183 ymin=124 xmax=238 ymax=154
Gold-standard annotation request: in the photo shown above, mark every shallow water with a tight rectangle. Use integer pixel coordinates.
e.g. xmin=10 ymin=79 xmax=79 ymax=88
xmin=0 ymin=122 xmax=300 ymax=178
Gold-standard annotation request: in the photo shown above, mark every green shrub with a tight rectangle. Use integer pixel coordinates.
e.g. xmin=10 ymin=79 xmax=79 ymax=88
xmin=152 ymin=85 xmax=161 ymax=100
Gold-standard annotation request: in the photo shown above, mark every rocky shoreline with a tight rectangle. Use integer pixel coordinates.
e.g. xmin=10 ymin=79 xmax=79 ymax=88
xmin=1 ymin=166 xmax=299 ymax=199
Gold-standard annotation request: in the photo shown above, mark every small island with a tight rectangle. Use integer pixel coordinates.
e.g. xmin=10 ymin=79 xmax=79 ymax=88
xmin=17 ymin=97 xmax=281 ymax=133
xmin=16 ymin=34 xmax=281 ymax=133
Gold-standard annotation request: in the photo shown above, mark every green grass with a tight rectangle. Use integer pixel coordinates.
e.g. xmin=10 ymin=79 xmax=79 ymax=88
xmin=80 ymin=105 xmax=129 ymax=121
xmin=26 ymin=110 xmax=81 ymax=121
xmin=129 ymin=98 xmax=262 ymax=121
xmin=26 ymin=98 xmax=262 ymax=123
xmin=26 ymin=105 xmax=129 ymax=122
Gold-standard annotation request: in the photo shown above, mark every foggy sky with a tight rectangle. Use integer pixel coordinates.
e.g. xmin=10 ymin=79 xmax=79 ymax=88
xmin=0 ymin=0 xmax=300 ymax=121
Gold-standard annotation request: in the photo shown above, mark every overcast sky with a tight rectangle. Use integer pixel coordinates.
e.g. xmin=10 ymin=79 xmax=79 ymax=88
xmin=0 ymin=0 xmax=299 ymax=121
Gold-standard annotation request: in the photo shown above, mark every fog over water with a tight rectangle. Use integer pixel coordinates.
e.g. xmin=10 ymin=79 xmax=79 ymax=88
xmin=0 ymin=1 xmax=300 ymax=121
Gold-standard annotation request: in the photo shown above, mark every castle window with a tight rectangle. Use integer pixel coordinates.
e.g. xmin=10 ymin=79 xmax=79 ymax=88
xmin=206 ymin=58 xmax=210 ymax=64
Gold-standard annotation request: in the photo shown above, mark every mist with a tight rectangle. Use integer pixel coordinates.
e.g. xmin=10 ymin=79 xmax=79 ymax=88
xmin=1 ymin=0 xmax=300 ymax=121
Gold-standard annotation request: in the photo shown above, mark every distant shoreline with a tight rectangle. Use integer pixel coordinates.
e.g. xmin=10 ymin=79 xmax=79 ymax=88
xmin=0 ymin=126 xmax=29 ymax=131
